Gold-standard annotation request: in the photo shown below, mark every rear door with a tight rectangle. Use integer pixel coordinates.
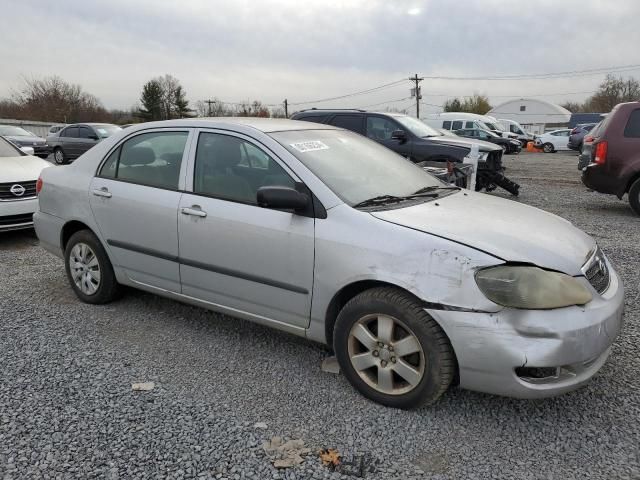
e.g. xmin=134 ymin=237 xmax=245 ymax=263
xmin=177 ymin=129 xmax=315 ymax=328
xmin=77 ymin=126 xmax=100 ymax=156
xmin=328 ymin=114 xmax=365 ymax=135
xmin=61 ymin=126 xmax=80 ymax=157
xmin=89 ymin=128 xmax=192 ymax=292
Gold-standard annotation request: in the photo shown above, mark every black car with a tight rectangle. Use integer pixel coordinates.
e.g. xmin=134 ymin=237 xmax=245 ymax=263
xmin=0 ymin=125 xmax=51 ymax=158
xmin=290 ymin=109 xmax=519 ymax=195
xmin=568 ymin=123 xmax=597 ymax=152
xmin=47 ymin=123 xmax=121 ymax=164
xmin=455 ymin=128 xmax=522 ymax=154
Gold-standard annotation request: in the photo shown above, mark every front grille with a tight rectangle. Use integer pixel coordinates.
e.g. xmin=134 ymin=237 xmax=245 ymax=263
xmin=0 ymin=213 xmax=33 ymax=226
xmin=583 ymin=248 xmax=611 ymax=294
xmin=0 ymin=180 xmax=37 ymax=200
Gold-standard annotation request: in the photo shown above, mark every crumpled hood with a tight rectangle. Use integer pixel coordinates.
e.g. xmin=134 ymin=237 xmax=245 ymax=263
xmin=428 ymin=135 xmax=502 ymax=152
xmin=0 ymin=155 xmax=51 ymax=182
xmin=371 ymin=191 xmax=595 ymax=275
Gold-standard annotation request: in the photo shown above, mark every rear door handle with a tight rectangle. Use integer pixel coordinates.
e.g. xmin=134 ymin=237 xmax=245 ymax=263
xmin=92 ymin=188 xmax=112 ymax=198
xmin=181 ymin=206 xmax=207 ymax=218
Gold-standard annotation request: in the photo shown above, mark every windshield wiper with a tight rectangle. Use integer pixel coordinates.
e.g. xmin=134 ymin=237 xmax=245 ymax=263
xmin=352 ymin=195 xmax=405 ymax=208
xmin=410 ymin=185 xmax=460 ymax=196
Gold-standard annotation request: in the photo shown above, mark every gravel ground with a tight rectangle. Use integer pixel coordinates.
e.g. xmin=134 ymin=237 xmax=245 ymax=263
xmin=0 ymin=151 xmax=638 ymax=479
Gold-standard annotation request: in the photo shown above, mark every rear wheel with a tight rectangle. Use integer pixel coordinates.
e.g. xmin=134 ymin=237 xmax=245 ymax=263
xmin=543 ymin=143 xmax=554 ymax=153
xmin=333 ymin=287 xmax=455 ymax=409
xmin=629 ymin=178 xmax=640 ymax=216
xmin=53 ymin=147 xmax=66 ymax=165
xmin=64 ymin=230 xmax=121 ymax=304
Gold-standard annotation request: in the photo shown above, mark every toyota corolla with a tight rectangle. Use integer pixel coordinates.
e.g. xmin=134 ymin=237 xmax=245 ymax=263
xmin=34 ymin=118 xmax=624 ymax=409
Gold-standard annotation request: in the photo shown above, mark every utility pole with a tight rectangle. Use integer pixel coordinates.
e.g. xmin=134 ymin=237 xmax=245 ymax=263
xmin=283 ymin=99 xmax=288 ymax=118
xmin=409 ymin=74 xmax=423 ymax=119
xmin=204 ymin=99 xmax=215 ymax=117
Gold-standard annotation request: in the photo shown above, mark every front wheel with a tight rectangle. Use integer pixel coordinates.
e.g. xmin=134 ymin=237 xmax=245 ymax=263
xmin=543 ymin=143 xmax=554 ymax=153
xmin=629 ymin=178 xmax=640 ymax=216
xmin=64 ymin=230 xmax=121 ymax=304
xmin=333 ymin=287 xmax=455 ymax=409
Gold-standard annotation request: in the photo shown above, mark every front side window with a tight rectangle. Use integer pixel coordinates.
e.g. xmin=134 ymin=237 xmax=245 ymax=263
xmin=366 ymin=116 xmax=399 ymax=141
xmin=194 ymin=133 xmax=295 ymax=204
xmin=98 ymin=131 xmax=188 ymax=189
xmin=442 ymin=121 xmax=452 ymax=130
xmin=452 ymin=121 xmax=463 ymax=130
xmin=79 ymin=127 xmax=95 ymax=139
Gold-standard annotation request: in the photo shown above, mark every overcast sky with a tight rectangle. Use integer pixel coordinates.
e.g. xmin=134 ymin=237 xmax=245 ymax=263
xmin=1 ymin=0 xmax=639 ymax=114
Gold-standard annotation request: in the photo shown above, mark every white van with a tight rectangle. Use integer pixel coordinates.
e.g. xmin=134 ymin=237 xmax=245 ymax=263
xmin=423 ymin=112 xmax=518 ymax=139
xmin=497 ymin=119 xmax=534 ymax=144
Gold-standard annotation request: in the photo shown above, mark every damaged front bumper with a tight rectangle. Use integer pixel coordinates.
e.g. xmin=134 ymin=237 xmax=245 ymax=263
xmin=427 ymin=263 xmax=624 ymax=399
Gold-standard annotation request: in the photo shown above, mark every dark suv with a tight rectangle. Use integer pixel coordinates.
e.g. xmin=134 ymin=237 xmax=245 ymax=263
xmin=568 ymin=123 xmax=597 ymax=152
xmin=579 ymin=102 xmax=640 ymax=215
xmin=290 ymin=109 xmax=519 ymax=195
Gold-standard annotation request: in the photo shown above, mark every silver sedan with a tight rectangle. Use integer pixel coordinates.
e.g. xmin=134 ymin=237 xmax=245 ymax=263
xmin=34 ymin=118 xmax=624 ymax=409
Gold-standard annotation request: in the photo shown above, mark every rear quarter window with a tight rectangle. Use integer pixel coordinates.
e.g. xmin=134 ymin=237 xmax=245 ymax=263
xmin=623 ymin=109 xmax=640 ymax=138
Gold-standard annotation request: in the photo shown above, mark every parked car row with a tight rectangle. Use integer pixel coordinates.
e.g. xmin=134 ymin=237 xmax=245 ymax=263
xmin=0 ymin=125 xmax=50 ymax=158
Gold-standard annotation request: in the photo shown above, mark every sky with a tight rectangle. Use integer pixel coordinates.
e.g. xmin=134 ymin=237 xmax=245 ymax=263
xmin=1 ymin=0 xmax=639 ymax=115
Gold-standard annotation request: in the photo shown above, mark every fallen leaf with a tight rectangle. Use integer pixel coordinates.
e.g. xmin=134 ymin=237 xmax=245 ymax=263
xmin=131 ymin=382 xmax=155 ymax=391
xmin=254 ymin=422 xmax=268 ymax=429
xmin=321 ymin=356 xmax=341 ymax=374
xmin=319 ymin=448 xmax=341 ymax=466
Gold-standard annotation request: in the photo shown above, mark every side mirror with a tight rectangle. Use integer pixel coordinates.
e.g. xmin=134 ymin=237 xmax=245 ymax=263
xmin=257 ymin=186 xmax=309 ymax=212
xmin=89 ymin=135 xmax=99 ymax=140
xmin=391 ymin=129 xmax=407 ymax=141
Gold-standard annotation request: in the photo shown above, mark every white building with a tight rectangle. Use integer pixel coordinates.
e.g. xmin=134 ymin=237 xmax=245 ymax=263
xmin=487 ymin=99 xmax=571 ymax=134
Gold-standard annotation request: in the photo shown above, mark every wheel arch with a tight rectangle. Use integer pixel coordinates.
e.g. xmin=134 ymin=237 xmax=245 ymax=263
xmin=625 ymin=170 xmax=640 ymax=194
xmin=60 ymin=220 xmax=96 ymax=251
xmin=324 ymin=280 xmax=460 ymax=385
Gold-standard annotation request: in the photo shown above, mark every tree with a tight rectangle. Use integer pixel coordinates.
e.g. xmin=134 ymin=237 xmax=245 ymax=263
xmin=138 ymin=80 xmax=163 ymax=121
xmin=560 ymin=101 xmax=586 ymax=113
xmin=1 ymin=75 xmax=108 ymax=122
xmin=443 ymin=93 xmax=491 ymax=114
xmin=137 ymin=74 xmax=192 ymax=120
xmin=560 ymin=75 xmax=640 ymax=113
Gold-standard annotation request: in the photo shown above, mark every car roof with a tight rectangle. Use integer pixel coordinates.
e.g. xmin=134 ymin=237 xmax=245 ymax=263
xmin=125 ymin=117 xmax=340 ymax=133
xmin=293 ymin=109 xmax=408 ymax=118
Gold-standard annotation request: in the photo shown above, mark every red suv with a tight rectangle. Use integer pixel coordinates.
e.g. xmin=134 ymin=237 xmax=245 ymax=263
xmin=579 ymin=101 xmax=640 ymax=215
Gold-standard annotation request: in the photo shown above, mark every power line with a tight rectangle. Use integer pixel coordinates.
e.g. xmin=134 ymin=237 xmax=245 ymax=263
xmin=419 ymin=63 xmax=640 ymax=81
xmin=357 ymin=96 xmax=413 ymax=109
xmin=289 ymin=79 xmax=408 ymax=106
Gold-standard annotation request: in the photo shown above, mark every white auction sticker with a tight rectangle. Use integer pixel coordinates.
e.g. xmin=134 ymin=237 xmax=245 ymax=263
xmin=290 ymin=140 xmax=329 ymax=153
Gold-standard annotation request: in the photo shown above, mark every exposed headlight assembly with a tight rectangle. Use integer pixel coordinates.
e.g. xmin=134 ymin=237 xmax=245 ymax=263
xmin=475 ymin=266 xmax=592 ymax=309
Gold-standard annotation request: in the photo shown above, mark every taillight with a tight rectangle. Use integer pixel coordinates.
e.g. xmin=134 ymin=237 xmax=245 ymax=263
xmin=594 ymin=141 xmax=608 ymax=165
xmin=36 ymin=176 xmax=43 ymax=194
xmin=584 ymin=135 xmax=594 ymax=143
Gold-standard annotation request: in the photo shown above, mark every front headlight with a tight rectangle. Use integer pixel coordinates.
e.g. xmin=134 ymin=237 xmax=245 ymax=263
xmin=475 ymin=266 xmax=592 ymax=309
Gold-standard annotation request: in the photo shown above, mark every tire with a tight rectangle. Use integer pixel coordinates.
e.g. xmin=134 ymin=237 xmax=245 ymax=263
xmin=629 ymin=177 xmax=640 ymax=216
xmin=64 ymin=230 xmax=121 ymax=304
xmin=333 ymin=287 xmax=455 ymax=409
xmin=501 ymin=144 xmax=508 ymax=154
xmin=543 ymin=143 xmax=554 ymax=153
xmin=53 ymin=147 xmax=67 ymax=165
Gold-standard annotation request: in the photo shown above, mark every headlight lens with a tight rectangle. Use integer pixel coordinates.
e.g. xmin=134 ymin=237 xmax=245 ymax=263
xmin=475 ymin=266 xmax=592 ymax=309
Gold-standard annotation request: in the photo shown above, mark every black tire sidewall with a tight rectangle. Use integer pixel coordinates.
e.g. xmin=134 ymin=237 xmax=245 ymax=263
xmin=64 ymin=230 xmax=119 ymax=304
xmin=629 ymin=178 xmax=640 ymax=216
xmin=334 ymin=289 xmax=453 ymax=409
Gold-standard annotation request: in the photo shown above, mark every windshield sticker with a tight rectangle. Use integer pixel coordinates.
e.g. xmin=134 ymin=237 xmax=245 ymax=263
xmin=290 ymin=140 xmax=329 ymax=153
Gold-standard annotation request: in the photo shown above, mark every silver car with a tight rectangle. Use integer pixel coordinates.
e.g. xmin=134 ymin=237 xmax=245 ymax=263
xmin=34 ymin=118 xmax=624 ymax=409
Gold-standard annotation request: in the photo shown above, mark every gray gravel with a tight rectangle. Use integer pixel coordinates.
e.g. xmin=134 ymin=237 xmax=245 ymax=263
xmin=0 ymin=151 xmax=638 ymax=479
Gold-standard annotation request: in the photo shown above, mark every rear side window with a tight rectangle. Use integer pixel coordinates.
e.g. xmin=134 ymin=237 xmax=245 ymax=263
xmin=442 ymin=121 xmax=452 ymax=130
xmin=98 ymin=131 xmax=188 ymax=189
xmin=452 ymin=121 xmax=463 ymax=130
xmin=63 ymin=127 xmax=79 ymax=138
xmin=623 ymin=109 xmax=640 ymax=138
xmin=329 ymin=115 xmax=364 ymax=134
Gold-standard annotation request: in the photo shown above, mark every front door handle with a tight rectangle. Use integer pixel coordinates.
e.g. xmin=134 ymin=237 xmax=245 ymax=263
xmin=92 ymin=187 xmax=112 ymax=198
xmin=181 ymin=206 xmax=207 ymax=218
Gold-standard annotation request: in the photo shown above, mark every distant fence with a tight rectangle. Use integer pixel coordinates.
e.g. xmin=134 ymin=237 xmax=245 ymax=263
xmin=0 ymin=118 xmax=63 ymax=137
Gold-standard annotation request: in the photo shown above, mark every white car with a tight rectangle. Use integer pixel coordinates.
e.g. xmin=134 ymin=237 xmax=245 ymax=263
xmin=535 ymin=129 xmax=572 ymax=153
xmin=0 ymin=136 xmax=51 ymax=231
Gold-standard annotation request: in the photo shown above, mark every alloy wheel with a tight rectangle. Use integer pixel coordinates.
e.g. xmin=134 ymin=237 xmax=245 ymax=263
xmin=54 ymin=149 xmax=64 ymax=164
xmin=69 ymin=242 xmax=101 ymax=295
xmin=347 ymin=313 xmax=425 ymax=395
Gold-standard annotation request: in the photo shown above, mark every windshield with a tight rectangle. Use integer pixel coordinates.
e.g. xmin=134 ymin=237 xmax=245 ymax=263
xmin=394 ymin=116 xmax=440 ymax=137
xmin=0 ymin=137 xmax=23 ymax=157
xmin=483 ymin=121 xmax=500 ymax=131
xmin=93 ymin=125 xmax=121 ymax=138
xmin=270 ymin=129 xmax=444 ymax=207
xmin=0 ymin=126 xmax=32 ymax=137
